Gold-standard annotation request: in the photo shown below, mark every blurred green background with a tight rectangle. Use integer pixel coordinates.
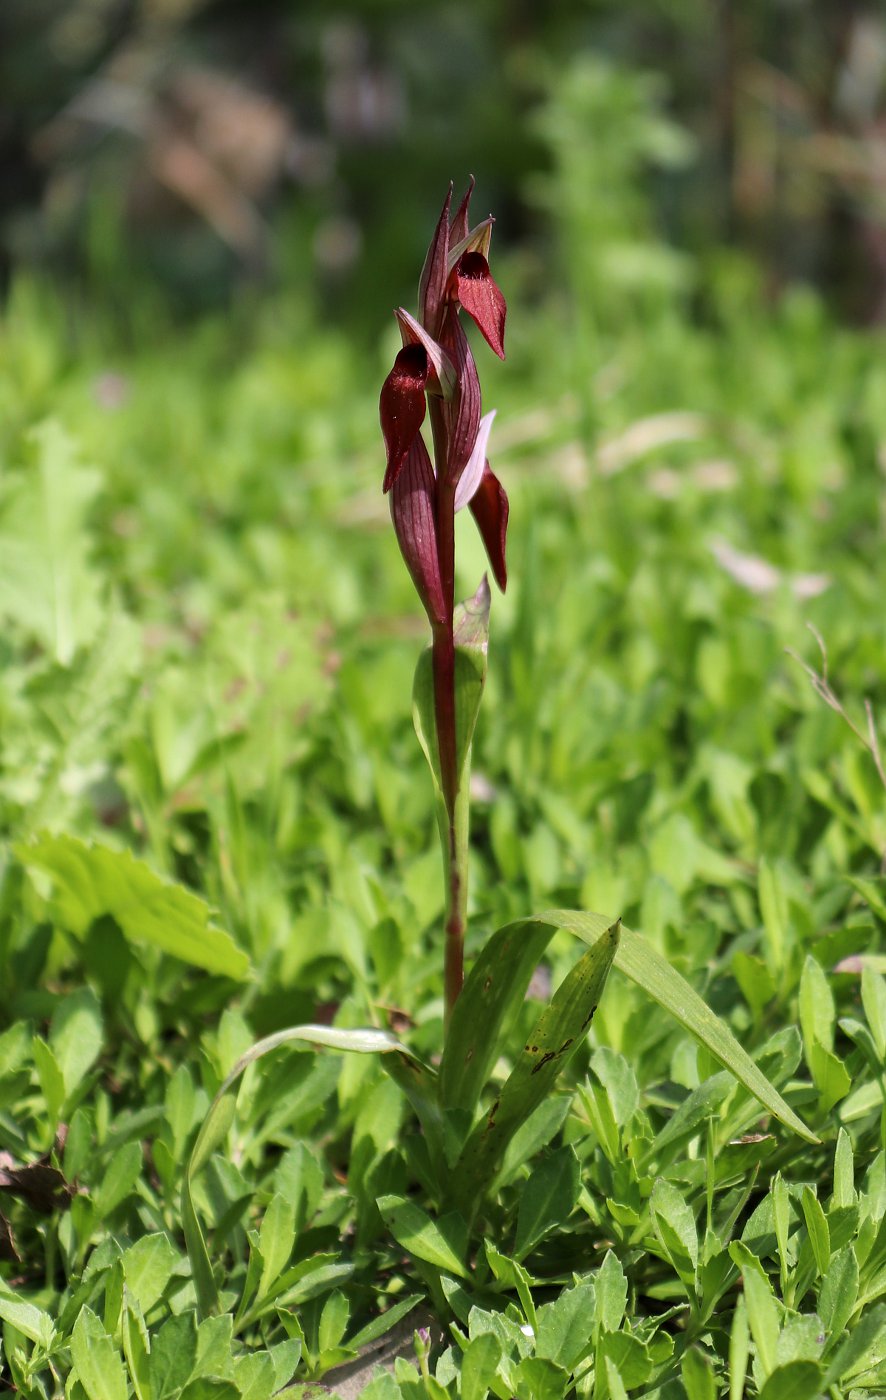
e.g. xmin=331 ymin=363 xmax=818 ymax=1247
xmin=3 ymin=0 xmax=886 ymax=327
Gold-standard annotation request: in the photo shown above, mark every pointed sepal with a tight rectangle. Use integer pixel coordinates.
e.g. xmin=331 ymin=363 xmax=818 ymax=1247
xmin=440 ymin=308 xmax=481 ymax=488
xmin=390 ymin=434 xmax=446 ymax=626
xmin=419 ymin=184 xmax=452 ymax=337
xmin=469 ymin=463 xmax=509 ymax=591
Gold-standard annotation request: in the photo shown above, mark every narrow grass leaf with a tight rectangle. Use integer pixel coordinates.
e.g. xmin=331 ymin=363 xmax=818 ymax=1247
xmin=613 ymin=921 xmax=817 ymax=1143
xmin=183 ymin=1025 xmax=432 ymax=1317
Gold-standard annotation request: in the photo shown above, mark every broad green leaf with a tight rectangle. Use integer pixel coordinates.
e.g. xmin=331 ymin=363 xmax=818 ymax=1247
xmin=512 ymin=1356 xmax=568 ymax=1400
xmin=258 ymin=1194 xmax=295 ymax=1301
xmin=819 ymin=1244 xmax=858 ymax=1342
xmin=180 ymin=1382 xmax=239 ymax=1400
xmin=535 ymin=1282 xmax=596 ymax=1369
xmin=596 ymin=1250 xmax=627 ymax=1333
xmin=759 ymin=858 xmax=790 ymax=973
xmin=453 ymin=919 xmax=619 ymax=1208
xmin=0 ymin=1283 xmax=55 ymax=1348
xmin=484 ymin=1243 xmax=537 ymax=1333
xmin=17 ymin=833 xmax=250 ymax=979
xmin=32 ymin=1034 xmax=66 ymax=1125
xmin=377 ymin=1195 xmax=468 ymax=1278
xmin=799 ymin=955 xmax=835 ymax=1054
xmin=122 ymin=1295 xmax=152 ymax=1400
xmin=514 ymin=1146 xmax=580 ymax=1260
xmin=317 ymin=1290 xmax=349 ymax=1354
xmin=801 ymin=1187 xmax=830 ymax=1277
xmin=94 ymin=1140 xmax=143 ymax=1218
xmin=233 ymin=1352 xmax=276 ymax=1400
xmin=681 ymin=1346 xmax=716 ymax=1400
xmin=71 ymin=1306 xmax=128 ymax=1400
xmin=149 ymin=1312 xmax=197 ymax=1400
xmin=183 ymin=1024 xmax=430 ymax=1317
xmin=0 ymin=421 xmax=104 ymax=664
xmin=757 ymin=1360 xmax=824 ymax=1400
xmin=807 ymin=1042 xmax=851 ymax=1113
xmin=823 ymin=1301 xmax=886 ymax=1385
xmin=461 ymin=1332 xmax=501 ymax=1400
xmin=729 ymin=1243 xmax=779 ymax=1377
xmin=651 ymin=1178 xmax=699 ymax=1288
xmin=599 ymin=1331 xmax=653 ymax=1387
xmin=50 ymin=987 xmax=103 ymax=1098
xmin=123 ymin=1233 xmax=179 ymax=1315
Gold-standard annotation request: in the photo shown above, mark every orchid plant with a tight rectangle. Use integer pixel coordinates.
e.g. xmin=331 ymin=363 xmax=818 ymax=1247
xmin=183 ymin=183 xmax=815 ymax=1321
xmin=379 ymin=178 xmax=508 ymax=1023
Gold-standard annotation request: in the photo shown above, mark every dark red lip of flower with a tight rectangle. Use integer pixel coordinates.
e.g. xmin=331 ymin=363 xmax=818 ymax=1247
xmin=453 ymin=251 xmax=506 ymax=360
xmin=380 ymin=342 xmax=430 ymax=492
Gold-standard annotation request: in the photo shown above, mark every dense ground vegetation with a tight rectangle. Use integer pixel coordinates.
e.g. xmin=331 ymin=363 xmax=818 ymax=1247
xmin=3 ymin=53 xmax=886 ymax=1400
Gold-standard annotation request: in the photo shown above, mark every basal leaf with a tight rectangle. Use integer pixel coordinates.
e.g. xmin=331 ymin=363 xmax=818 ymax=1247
xmin=453 ymin=919 xmax=619 ymax=1209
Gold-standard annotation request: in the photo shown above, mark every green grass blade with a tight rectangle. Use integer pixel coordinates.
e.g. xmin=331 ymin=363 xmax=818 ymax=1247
xmin=452 ymin=919 xmax=620 ymax=1210
xmin=613 ymin=923 xmax=818 ymax=1144
xmin=182 ymin=1025 xmax=434 ymax=1318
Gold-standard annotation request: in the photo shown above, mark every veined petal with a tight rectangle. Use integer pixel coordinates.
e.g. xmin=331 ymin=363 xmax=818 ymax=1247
xmin=449 ymin=176 xmax=475 ymax=245
xmin=454 ymin=410 xmax=496 ymax=512
xmin=395 ymin=308 xmax=457 ymax=398
xmin=468 ymin=463 xmax=509 ymax=592
xmin=390 ymin=434 xmax=447 ymax=627
xmin=440 ymin=308 xmax=481 ymax=489
xmin=380 ymin=343 xmax=428 ymax=492
xmin=454 ymin=253 xmax=506 ymax=359
xmin=418 ymin=184 xmax=452 ymax=337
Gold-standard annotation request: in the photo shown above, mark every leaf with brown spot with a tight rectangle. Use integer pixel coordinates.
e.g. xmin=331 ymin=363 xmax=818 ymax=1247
xmin=451 ymin=919 xmax=620 ymax=1215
